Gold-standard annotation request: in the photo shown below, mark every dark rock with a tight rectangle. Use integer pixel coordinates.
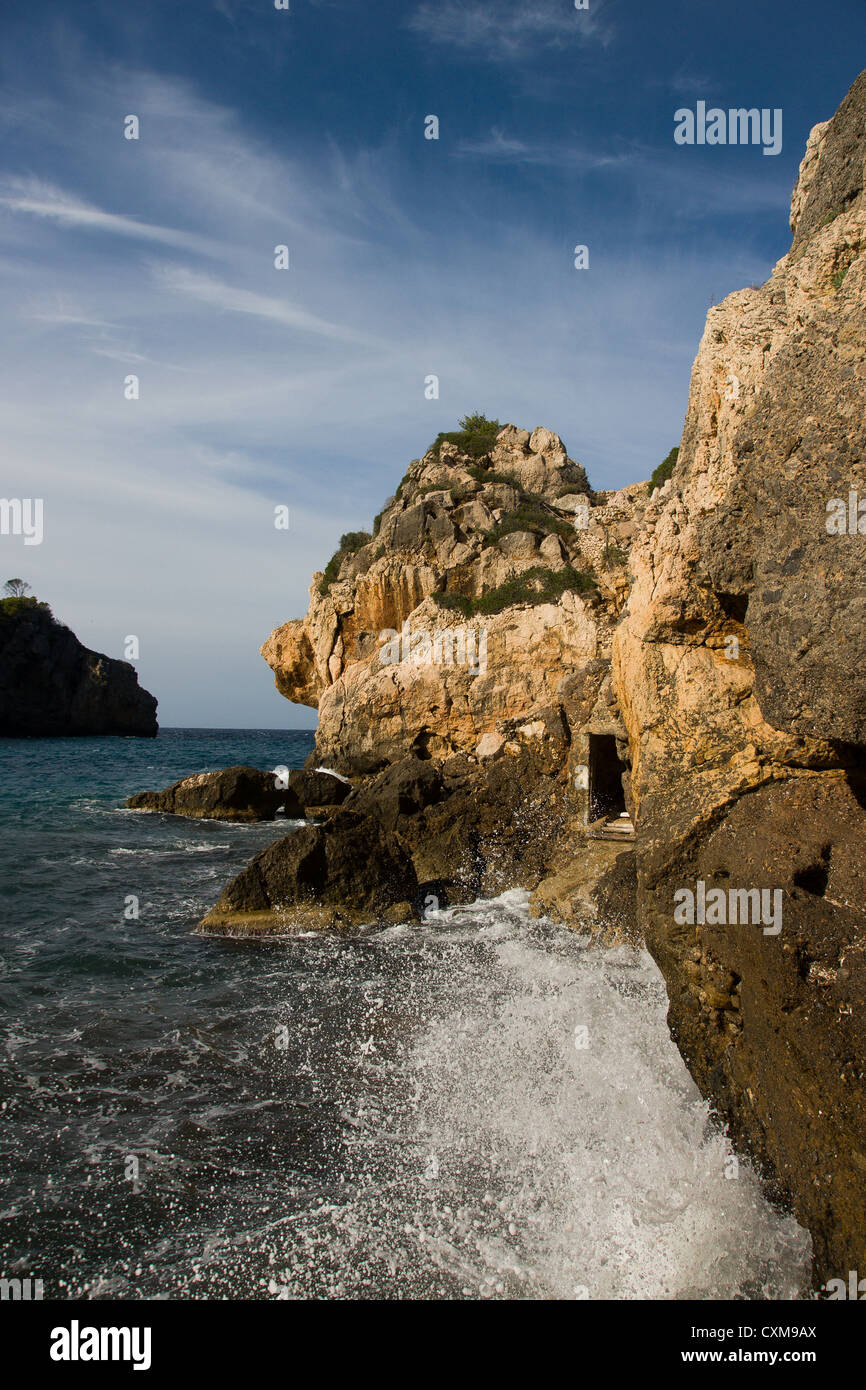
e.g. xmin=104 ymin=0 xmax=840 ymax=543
xmin=643 ymin=776 xmax=866 ymax=1282
xmin=288 ymin=768 xmax=351 ymax=807
xmin=791 ymin=73 xmax=866 ymax=250
xmin=0 ymin=600 xmax=157 ymax=737
xmin=700 ymin=295 xmax=866 ymax=745
xmin=199 ymin=751 xmax=568 ymax=932
xmin=128 ymin=766 xmax=299 ymax=822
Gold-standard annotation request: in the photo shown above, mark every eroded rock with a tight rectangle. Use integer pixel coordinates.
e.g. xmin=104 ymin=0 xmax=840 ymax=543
xmin=612 ymin=69 xmax=866 ymax=1283
xmin=128 ymin=766 xmax=299 ymax=822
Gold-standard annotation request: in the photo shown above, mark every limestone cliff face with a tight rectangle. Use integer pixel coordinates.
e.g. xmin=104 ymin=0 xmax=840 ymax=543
xmin=612 ymin=71 xmax=866 ymax=1282
xmin=0 ymin=600 xmax=158 ymax=737
xmin=244 ymin=424 xmax=644 ymax=943
xmin=263 ymin=425 xmax=646 ymax=776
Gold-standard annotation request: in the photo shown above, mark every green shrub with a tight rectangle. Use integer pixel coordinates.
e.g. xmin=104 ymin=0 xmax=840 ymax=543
xmin=467 ymin=464 xmax=526 ymax=490
xmin=429 ymin=413 xmax=501 ymax=461
xmin=601 ymin=544 xmax=628 ymax=569
xmin=0 ymin=595 xmax=51 ymax=621
xmin=318 ymin=531 xmax=373 ymax=595
xmin=339 ymin=530 xmax=372 ymax=552
xmin=433 ymin=566 xmax=595 ymax=618
xmin=650 ymin=447 xmax=679 ymax=492
xmin=559 ymin=460 xmax=592 ymax=493
xmin=434 ymin=592 xmax=475 ymax=617
xmin=482 ymin=503 xmax=574 ymax=548
xmin=555 ymin=483 xmax=597 ymax=505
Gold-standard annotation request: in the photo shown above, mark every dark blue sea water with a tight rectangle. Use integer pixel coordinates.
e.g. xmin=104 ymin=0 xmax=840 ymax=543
xmin=0 ymin=730 xmax=812 ymax=1300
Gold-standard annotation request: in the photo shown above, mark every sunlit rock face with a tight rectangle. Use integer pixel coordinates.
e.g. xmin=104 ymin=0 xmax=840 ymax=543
xmin=262 ymin=423 xmax=647 ymax=775
xmin=208 ymin=426 xmax=648 ymax=943
xmin=612 ymin=70 xmax=866 ymax=1284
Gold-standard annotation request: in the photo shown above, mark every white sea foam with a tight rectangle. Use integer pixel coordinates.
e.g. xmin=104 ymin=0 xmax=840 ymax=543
xmin=109 ymin=844 xmax=232 ymax=856
xmin=264 ymin=891 xmax=812 ymax=1300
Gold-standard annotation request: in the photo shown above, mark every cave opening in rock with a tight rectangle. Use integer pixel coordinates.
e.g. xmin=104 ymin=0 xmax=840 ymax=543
xmin=589 ymin=734 xmax=627 ymax=822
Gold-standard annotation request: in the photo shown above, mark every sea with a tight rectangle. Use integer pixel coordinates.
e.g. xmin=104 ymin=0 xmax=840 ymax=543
xmin=0 ymin=728 xmax=813 ymax=1300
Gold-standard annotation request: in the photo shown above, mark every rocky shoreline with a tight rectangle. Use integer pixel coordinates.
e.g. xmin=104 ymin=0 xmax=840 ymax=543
xmin=127 ymin=765 xmax=349 ymax=823
xmin=126 ymin=72 xmax=866 ymax=1287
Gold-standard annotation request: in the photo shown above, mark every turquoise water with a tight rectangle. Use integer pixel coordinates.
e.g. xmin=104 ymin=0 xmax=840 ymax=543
xmin=0 ymin=730 xmax=812 ymax=1300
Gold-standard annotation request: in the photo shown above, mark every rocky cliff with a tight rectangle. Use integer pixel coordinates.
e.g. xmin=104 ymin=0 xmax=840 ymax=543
xmin=262 ymin=424 xmax=645 ymax=776
xmin=208 ymin=71 xmax=866 ymax=1287
xmin=612 ymin=71 xmax=866 ymax=1284
xmin=205 ymin=424 xmax=645 ymax=935
xmin=0 ymin=599 xmax=158 ymax=737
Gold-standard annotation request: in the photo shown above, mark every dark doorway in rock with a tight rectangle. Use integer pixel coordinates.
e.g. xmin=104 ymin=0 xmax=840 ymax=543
xmin=589 ymin=734 xmax=627 ymax=822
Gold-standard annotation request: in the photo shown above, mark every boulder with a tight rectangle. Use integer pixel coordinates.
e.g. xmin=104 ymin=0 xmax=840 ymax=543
xmin=199 ymin=751 xmax=570 ymax=933
xmin=498 ymin=530 xmax=538 ymax=557
xmin=288 ymin=768 xmax=352 ymax=808
xmin=127 ymin=766 xmax=300 ymax=822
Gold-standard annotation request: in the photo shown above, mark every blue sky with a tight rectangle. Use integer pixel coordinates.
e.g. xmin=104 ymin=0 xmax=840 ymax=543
xmin=1 ymin=0 xmax=863 ymax=728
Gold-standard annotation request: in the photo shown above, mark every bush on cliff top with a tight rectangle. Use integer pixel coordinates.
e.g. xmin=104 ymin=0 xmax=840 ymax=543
xmin=650 ymin=447 xmax=679 ymax=492
xmin=433 ymin=565 xmax=595 ymax=618
xmin=0 ymin=595 xmax=52 ymax=621
xmin=429 ymin=412 xmax=501 ymax=461
xmin=318 ymin=531 xmax=373 ymax=596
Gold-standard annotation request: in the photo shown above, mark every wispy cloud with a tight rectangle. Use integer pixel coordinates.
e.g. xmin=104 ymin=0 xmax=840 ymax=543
xmin=26 ymin=295 xmax=115 ymax=330
xmin=152 ymin=265 xmax=383 ymax=346
xmin=456 ymin=129 xmax=632 ymax=169
xmin=0 ymin=177 xmax=219 ymax=255
xmin=408 ymin=0 xmax=612 ymax=60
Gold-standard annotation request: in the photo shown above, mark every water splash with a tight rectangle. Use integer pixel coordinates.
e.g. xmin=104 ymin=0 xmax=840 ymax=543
xmin=253 ymin=892 xmax=811 ymax=1300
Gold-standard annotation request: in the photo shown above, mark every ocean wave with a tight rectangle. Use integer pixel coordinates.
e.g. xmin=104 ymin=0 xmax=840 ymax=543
xmin=109 ymin=844 xmax=232 ymax=856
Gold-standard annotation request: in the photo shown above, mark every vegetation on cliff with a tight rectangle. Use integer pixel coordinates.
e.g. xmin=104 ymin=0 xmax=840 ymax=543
xmin=0 ymin=593 xmax=53 ymax=622
xmin=650 ymin=446 xmax=679 ymax=492
xmin=319 ymin=530 xmax=373 ymax=595
xmin=481 ymin=501 xmax=575 ymax=547
xmin=429 ymin=411 xmax=501 ymax=460
xmin=434 ymin=564 xmax=596 ymax=617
